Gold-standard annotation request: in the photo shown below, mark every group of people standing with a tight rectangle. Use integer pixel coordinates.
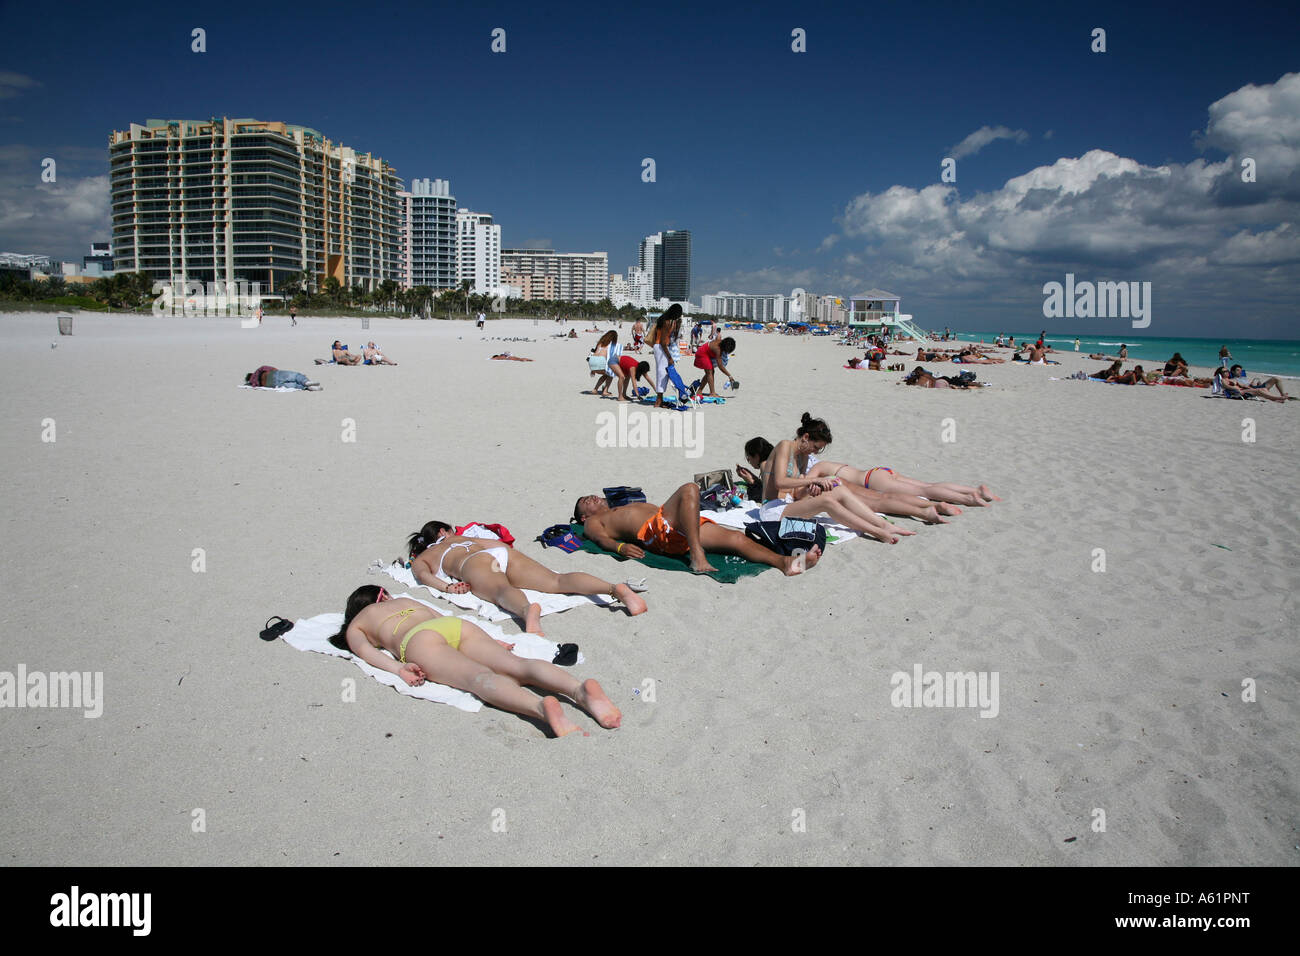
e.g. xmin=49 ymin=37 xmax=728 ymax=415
xmin=587 ymin=304 xmax=739 ymax=404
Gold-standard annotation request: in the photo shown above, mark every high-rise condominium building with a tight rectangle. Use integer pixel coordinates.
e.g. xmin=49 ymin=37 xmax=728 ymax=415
xmin=639 ymin=229 xmax=691 ymax=302
xmin=399 ymin=178 xmax=457 ymax=290
xmin=109 ymin=118 xmax=402 ymax=292
xmin=456 ymin=209 xmax=501 ymax=294
xmin=499 ymin=249 xmax=609 ymax=302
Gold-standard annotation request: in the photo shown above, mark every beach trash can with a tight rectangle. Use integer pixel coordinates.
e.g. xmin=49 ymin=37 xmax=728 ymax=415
xmin=57 ymin=312 xmax=74 ymax=335
xmin=361 ymin=316 xmax=370 ymax=330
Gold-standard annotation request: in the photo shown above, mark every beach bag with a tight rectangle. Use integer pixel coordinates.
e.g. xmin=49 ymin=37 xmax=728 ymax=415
xmin=603 ymin=486 xmax=646 ymax=508
xmin=957 ymin=370 xmax=977 ymax=383
xmin=744 ymin=518 xmax=827 ymax=556
xmin=694 ymin=469 xmax=735 ymax=494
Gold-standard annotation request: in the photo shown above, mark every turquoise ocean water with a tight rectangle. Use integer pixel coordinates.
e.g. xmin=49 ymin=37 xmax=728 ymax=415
xmin=951 ymin=332 xmax=1300 ymax=378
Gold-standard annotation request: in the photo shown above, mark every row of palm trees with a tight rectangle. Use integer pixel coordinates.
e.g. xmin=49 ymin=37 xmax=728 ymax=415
xmin=2 ymin=266 xmax=682 ymax=323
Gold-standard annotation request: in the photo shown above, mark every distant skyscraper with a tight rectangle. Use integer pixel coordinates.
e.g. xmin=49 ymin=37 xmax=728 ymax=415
xmin=456 ymin=209 xmax=501 ymax=294
xmin=400 ymin=178 xmax=457 ymax=290
xmin=639 ymin=230 xmax=691 ymax=301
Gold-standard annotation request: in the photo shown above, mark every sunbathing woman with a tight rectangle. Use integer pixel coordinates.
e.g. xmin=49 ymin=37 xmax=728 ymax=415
xmin=901 ymin=366 xmax=974 ymax=388
xmin=1089 ymin=360 xmax=1123 ymax=380
xmin=741 ymin=436 xmax=955 ymax=524
xmin=1213 ymin=369 xmax=1288 ymax=402
xmin=761 ymin=415 xmax=998 ymax=511
xmin=751 ymin=415 xmax=915 ymax=544
xmin=330 ymin=585 xmax=620 ymax=737
xmin=408 ymin=521 xmax=648 ymax=635
xmin=1162 ymin=353 xmax=1189 ymax=377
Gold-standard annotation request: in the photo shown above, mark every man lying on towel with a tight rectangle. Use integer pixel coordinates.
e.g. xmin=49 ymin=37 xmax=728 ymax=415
xmin=573 ymin=482 xmax=820 ymax=577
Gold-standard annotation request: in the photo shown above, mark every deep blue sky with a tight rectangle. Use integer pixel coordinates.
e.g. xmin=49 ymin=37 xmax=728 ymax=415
xmin=2 ymin=0 xmax=1298 ymax=336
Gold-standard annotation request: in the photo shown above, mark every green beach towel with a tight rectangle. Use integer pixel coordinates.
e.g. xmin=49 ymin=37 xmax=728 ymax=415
xmin=570 ymin=523 xmax=769 ymax=583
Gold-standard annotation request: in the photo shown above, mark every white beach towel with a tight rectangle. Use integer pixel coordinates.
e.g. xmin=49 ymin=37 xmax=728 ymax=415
xmin=371 ymin=561 xmax=614 ymax=622
xmin=283 ymin=594 xmax=582 ymax=712
xmin=238 ymin=384 xmax=302 ymax=392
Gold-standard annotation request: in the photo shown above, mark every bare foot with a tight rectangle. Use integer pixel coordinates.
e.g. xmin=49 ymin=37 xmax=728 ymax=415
xmin=688 ymin=549 xmax=717 ymax=574
xmin=576 ymin=678 xmax=622 ymax=729
xmin=936 ymin=502 xmax=962 ymax=516
xmin=920 ymin=506 xmax=950 ymax=524
xmin=524 ymin=603 xmax=544 ymax=636
xmin=782 ymin=544 xmax=821 ymax=576
xmin=542 ymin=696 xmax=586 ymax=737
xmin=613 ymin=583 xmax=648 ymax=616
xmin=978 ymin=485 xmax=1001 ymax=502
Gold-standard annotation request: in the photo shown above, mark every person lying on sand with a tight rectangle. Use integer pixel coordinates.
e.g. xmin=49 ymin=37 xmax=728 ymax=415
xmin=1108 ymin=365 xmax=1155 ymax=385
xmin=330 ymin=585 xmax=619 ymax=737
xmin=244 ymin=367 xmax=322 ymax=390
xmin=363 ymin=342 xmax=397 ymax=365
xmin=573 ymin=483 xmax=820 ymax=575
xmin=901 ymin=366 xmax=975 ymax=388
xmin=1089 ymin=360 xmax=1123 ymax=380
xmin=408 ymin=521 xmax=647 ymax=635
xmin=746 ymin=414 xmax=916 ymax=545
xmin=331 ymin=341 xmax=363 ymax=365
xmin=1228 ymin=365 xmax=1288 ymax=397
xmin=955 ymin=348 xmax=1005 ymax=364
xmin=741 ymin=436 xmax=957 ymax=525
xmin=846 ymin=356 xmax=881 ymax=370
xmin=491 ymin=352 xmax=534 ymax=361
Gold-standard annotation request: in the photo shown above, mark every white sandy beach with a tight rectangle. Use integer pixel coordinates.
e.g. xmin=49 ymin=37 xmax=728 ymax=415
xmin=1 ymin=310 xmax=1296 ymax=866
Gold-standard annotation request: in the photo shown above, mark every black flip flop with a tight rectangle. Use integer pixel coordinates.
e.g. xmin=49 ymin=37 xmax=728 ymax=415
xmin=552 ymin=643 xmax=579 ymax=666
xmin=260 ymin=616 xmax=294 ymax=642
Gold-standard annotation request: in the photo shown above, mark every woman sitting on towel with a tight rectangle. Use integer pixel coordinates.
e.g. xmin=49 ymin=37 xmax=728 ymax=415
xmin=407 ymin=522 xmax=647 ymax=635
xmin=744 ymin=417 xmax=916 ymax=545
xmin=767 ymin=414 xmax=999 ymax=509
xmin=330 ymin=585 xmax=621 ymax=737
xmin=740 ymin=436 xmax=955 ymax=525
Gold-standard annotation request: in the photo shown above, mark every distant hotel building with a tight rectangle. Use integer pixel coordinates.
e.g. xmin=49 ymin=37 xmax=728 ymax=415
xmin=502 ymin=272 xmax=557 ymax=301
xmin=701 ymin=291 xmax=789 ymax=323
xmin=639 ymin=230 xmax=691 ymax=302
xmin=456 ymin=210 xmax=501 ymax=294
xmin=500 ymin=249 xmax=609 ymax=302
xmin=399 ymin=178 xmax=457 ymax=290
xmin=108 ymin=117 xmax=403 ymax=292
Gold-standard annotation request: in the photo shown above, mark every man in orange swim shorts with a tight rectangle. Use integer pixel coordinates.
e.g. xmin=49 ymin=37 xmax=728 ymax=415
xmin=572 ymin=483 xmax=820 ymax=577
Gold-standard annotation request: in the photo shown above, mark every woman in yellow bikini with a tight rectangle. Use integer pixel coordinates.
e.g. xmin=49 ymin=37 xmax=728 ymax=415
xmin=330 ymin=585 xmax=621 ymax=737
xmin=408 ymin=521 xmax=647 ymax=636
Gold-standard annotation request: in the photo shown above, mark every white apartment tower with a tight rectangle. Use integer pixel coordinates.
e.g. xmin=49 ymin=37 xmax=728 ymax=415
xmin=400 ymin=178 xmax=457 ymax=290
xmin=456 ymin=209 xmax=501 ymax=294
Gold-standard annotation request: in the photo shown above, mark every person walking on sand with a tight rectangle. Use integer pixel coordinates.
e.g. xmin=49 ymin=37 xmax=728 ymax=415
xmin=290 ymin=306 xmax=298 ymax=327
xmin=1220 ymin=344 xmax=1232 ymax=368
xmin=573 ymin=484 xmax=821 ymax=577
xmin=330 ymin=586 xmax=621 ymax=737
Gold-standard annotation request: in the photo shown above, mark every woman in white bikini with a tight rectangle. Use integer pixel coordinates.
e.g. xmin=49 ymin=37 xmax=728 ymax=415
xmin=407 ymin=521 xmax=647 ymax=635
